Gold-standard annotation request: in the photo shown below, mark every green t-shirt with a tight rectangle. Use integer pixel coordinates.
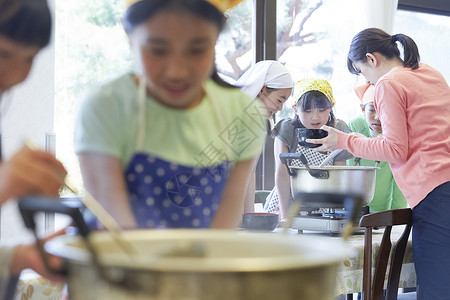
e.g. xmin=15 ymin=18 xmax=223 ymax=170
xmin=74 ymin=74 xmax=266 ymax=169
xmin=347 ymin=115 xmax=407 ymax=212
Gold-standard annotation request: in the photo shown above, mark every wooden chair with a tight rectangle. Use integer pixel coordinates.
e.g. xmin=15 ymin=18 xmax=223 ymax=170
xmin=359 ymin=208 xmax=416 ymax=300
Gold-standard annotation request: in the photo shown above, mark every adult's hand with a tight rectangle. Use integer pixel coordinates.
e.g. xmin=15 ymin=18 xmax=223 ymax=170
xmin=0 ymin=147 xmax=67 ymax=204
xmin=306 ymin=125 xmax=341 ymax=152
xmin=10 ymin=228 xmax=67 ymax=283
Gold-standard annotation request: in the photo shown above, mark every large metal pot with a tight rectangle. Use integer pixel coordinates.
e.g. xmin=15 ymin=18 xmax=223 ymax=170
xmin=279 ymin=152 xmax=378 ymax=209
xmin=47 ymin=230 xmax=347 ymax=300
xmin=288 ymin=165 xmax=378 ymax=208
xmin=19 ymin=197 xmax=349 ymax=300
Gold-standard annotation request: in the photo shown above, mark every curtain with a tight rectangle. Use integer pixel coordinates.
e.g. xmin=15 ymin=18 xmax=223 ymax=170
xmin=361 ymin=0 xmax=399 ymax=33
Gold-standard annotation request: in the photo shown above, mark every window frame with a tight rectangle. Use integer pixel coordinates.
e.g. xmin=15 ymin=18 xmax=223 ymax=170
xmin=398 ymin=0 xmax=450 ymax=17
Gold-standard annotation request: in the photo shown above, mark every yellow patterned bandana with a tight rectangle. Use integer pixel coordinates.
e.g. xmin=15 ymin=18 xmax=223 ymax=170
xmin=125 ymin=0 xmax=244 ymax=12
xmin=293 ymin=78 xmax=335 ymax=106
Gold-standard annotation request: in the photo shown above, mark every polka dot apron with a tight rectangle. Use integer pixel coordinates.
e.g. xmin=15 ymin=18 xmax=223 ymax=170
xmin=124 ymin=77 xmax=232 ymax=228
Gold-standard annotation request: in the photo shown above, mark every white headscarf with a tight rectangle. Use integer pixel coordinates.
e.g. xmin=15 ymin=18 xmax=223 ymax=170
xmin=236 ymin=60 xmax=293 ymax=99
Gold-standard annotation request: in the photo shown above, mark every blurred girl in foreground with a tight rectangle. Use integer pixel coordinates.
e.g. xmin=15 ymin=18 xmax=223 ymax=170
xmin=74 ymin=0 xmax=265 ymax=229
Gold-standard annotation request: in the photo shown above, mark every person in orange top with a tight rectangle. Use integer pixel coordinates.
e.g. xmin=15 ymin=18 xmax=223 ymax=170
xmin=347 ymin=82 xmax=407 ymax=212
xmin=308 ymin=28 xmax=450 ymax=299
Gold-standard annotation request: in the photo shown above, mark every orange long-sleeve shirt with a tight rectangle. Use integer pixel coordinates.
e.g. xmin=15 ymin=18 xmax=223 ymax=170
xmin=338 ymin=64 xmax=450 ymax=208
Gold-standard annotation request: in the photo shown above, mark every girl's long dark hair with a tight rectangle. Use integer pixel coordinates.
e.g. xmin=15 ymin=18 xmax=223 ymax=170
xmin=123 ymin=0 xmax=234 ymax=88
xmin=0 ymin=0 xmax=52 ymax=48
xmin=293 ymin=90 xmax=335 ymax=128
xmin=347 ymin=28 xmax=420 ymax=75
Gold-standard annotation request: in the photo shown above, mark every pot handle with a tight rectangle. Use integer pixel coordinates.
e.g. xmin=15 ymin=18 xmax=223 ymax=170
xmin=19 ymin=196 xmax=142 ymax=291
xmin=18 ymin=196 xmax=91 ymax=275
xmin=279 ymin=153 xmax=301 ymax=176
xmin=279 ymin=153 xmax=329 ymax=179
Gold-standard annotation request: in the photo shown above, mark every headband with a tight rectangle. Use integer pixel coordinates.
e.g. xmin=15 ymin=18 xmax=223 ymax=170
xmin=125 ymin=0 xmax=244 ymax=12
xmin=236 ymin=60 xmax=293 ymax=99
xmin=353 ymin=82 xmax=375 ymax=105
xmin=293 ymin=78 xmax=335 ymax=106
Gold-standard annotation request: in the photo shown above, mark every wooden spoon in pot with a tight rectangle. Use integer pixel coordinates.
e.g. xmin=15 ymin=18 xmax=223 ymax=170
xmin=24 ymin=141 xmax=138 ymax=256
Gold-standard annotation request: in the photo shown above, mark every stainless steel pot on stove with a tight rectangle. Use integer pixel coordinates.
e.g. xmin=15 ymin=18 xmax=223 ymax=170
xmin=289 ymin=165 xmax=377 ymax=207
xmin=279 ymin=153 xmax=378 ymax=209
xmin=19 ymin=197 xmax=349 ymax=300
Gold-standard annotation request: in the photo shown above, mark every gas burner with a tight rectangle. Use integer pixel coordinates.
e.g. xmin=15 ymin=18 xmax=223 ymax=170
xmin=292 ymin=206 xmax=369 ymax=235
xmin=299 ymin=211 xmax=322 ymax=217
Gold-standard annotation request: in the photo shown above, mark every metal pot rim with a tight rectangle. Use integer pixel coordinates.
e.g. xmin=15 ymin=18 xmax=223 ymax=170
xmin=289 ymin=166 xmax=379 ymax=171
xmin=45 ymin=229 xmax=350 ymax=272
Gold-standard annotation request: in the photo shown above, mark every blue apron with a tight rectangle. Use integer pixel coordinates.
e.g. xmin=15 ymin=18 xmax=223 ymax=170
xmin=124 ymin=77 xmax=232 ymax=228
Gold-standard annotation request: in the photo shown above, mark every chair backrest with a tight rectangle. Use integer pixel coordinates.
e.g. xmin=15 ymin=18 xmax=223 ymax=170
xmin=359 ymin=208 xmax=412 ymax=300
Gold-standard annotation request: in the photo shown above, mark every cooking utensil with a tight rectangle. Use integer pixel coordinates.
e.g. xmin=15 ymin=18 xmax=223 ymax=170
xmin=293 ymin=192 xmax=364 ymax=241
xmin=24 ymin=140 xmax=138 ymax=256
xmin=280 ymin=152 xmax=377 ymax=236
xmin=279 ymin=153 xmax=328 ymax=179
xmin=43 ymin=229 xmax=349 ymax=300
xmin=63 ymin=178 xmax=138 ymax=255
xmin=19 ymin=197 xmax=351 ymax=299
xmin=296 ymin=128 xmax=328 ymax=148
xmin=241 ymin=213 xmax=278 ymax=231
xmin=318 ymin=149 xmax=343 ymax=167
xmin=288 ymin=165 xmax=378 ymax=208
xmin=282 ymin=201 xmax=302 ymax=233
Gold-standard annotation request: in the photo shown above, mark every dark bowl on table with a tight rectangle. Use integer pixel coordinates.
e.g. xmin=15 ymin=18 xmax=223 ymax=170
xmin=296 ymin=128 xmax=328 ymax=148
xmin=242 ymin=213 xmax=279 ymax=231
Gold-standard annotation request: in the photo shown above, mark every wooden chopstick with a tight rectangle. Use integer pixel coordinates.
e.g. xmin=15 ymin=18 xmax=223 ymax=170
xmin=24 ymin=140 xmax=138 ymax=256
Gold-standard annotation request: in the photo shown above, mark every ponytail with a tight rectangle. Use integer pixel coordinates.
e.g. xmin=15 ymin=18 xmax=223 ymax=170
xmin=391 ymin=33 xmax=420 ymax=69
xmin=347 ymin=28 xmax=420 ymax=74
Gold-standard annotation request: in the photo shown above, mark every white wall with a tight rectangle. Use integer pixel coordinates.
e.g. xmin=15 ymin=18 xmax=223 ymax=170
xmin=0 ymin=0 xmax=55 ymax=241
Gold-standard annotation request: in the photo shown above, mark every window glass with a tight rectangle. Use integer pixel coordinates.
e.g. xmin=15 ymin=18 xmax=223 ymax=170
xmin=55 ymin=0 xmax=133 ymax=192
xmin=394 ymin=10 xmax=450 ymax=82
xmin=216 ymin=0 xmax=253 ymax=82
xmin=54 ymin=0 xmax=450 ymax=192
xmin=275 ymin=0 xmax=363 ymax=124
xmin=56 ymin=0 xmax=253 ymax=191
xmin=274 ymin=0 xmax=450 ymax=124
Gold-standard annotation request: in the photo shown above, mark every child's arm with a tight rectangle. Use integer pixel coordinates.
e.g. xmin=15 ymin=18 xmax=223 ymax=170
xmin=77 ymin=152 xmax=137 ymax=229
xmin=274 ymin=139 xmax=291 ymax=221
xmin=210 ymin=158 xmax=255 ymax=229
xmin=243 ymin=155 xmax=260 ymax=213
